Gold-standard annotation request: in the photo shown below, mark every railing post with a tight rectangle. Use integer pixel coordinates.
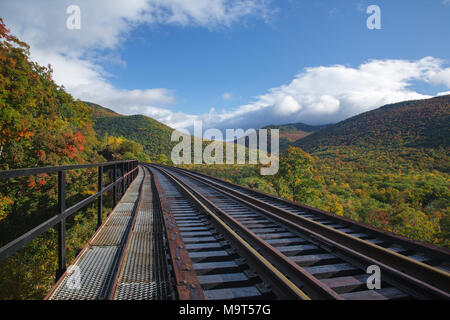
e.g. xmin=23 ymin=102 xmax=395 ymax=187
xmin=127 ymin=162 xmax=130 ymax=187
xmin=121 ymin=162 xmax=125 ymax=198
xmin=97 ymin=166 xmax=103 ymax=228
xmin=125 ymin=162 xmax=128 ymax=190
xmin=113 ymin=164 xmax=117 ymax=208
xmin=56 ymin=170 xmax=66 ymax=281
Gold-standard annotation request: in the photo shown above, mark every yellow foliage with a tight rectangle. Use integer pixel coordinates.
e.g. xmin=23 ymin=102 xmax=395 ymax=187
xmin=0 ymin=194 xmax=14 ymax=221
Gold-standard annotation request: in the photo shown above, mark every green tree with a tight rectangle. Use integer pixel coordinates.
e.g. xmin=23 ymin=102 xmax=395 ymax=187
xmin=276 ymin=146 xmax=324 ymax=203
xmin=155 ymin=153 xmax=172 ymax=165
xmin=102 ymin=136 xmax=150 ymax=162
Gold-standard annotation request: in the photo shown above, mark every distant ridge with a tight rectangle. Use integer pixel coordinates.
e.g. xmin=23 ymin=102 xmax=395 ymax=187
xmin=263 ymin=122 xmax=330 ymax=132
xmin=83 ymin=101 xmax=122 ymax=118
xmin=84 ymin=95 xmax=450 ymax=158
xmin=235 ymin=122 xmax=330 ymax=152
xmin=296 ymin=95 xmax=450 ymax=152
xmin=263 ymin=122 xmax=331 ymax=151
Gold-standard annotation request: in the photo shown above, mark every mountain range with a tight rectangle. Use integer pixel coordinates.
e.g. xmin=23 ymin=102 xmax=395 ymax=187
xmin=88 ymin=94 xmax=449 ymax=158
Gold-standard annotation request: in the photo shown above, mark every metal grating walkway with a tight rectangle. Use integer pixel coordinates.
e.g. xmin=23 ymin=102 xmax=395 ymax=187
xmin=113 ymin=168 xmax=172 ymax=300
xmin=47 ymin=166 xmax=172 ymax=300
xmin=47 ymin=168 xmax=143 ymax=300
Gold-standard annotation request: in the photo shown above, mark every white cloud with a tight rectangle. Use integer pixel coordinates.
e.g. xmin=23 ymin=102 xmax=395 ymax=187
xmin=0 ymin=0 xmax=272 ymax=114
xmin=146 ymin=0 xmax=271 ymax=27
xmin=1 ymin=0 xmax=271 ymax=53
xmin=443 ymin=0 xmax=450 ymax=7
xmin=277 ymin=96 xmax=302 ymax=115
xmin=139 ymin=57 xmax=450 ymax=133
xmin=426 ymin=67 xmax=450 ymax=87
xmin=1 ymin=1 xmax=449 ymax=135
xmin=29 ymin=48 xmax=175 ymax=115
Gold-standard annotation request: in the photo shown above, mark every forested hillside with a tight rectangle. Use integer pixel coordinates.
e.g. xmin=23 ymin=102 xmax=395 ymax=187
xmin=84 ymin=101 xmax=122 ymax=118
xmin=291 ymin=96 xmax=450 ymax=247
xmin=264 ymin=122 xmax=329 ymax=151
xmin=91 ymin=103 xmax=260 ymax=163
xmin=92 ymin=112 xmax=176 ymax=161
xmin=296 ymin=95 xmax=450 ymax=151
xmin=189 ymin=96 xmax=450 ymax=249
xmin=234 ymin=122 xmax=329 ymax=152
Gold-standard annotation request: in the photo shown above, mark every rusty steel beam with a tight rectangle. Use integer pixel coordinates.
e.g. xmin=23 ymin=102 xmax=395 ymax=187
xmin=150 ymin=167 xmax=205 ymax=300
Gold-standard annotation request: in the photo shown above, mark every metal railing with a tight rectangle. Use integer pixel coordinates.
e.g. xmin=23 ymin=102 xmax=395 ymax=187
xmin=0 ymin=160 xmax=139 ymax=279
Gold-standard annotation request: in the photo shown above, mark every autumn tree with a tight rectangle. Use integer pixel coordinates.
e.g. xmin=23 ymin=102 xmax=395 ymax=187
xmin=0 ymin=18 xmax=102 ymax=299
xmin=0 ymin=18 xmax=100 ymax=171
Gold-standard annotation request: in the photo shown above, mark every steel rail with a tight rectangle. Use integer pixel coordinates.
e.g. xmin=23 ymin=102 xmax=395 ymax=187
xmin=152 ymin=165 xmax=340 ymax=300
xmin=162 ymin=165 xmax=450 ymax=298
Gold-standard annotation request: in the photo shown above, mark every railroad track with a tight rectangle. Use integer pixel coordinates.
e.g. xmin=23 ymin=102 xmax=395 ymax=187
xmin=171 ymin=167 xmax=450 ymax=272
xmin=45 ymin=163 xmax=450 ymax=300
xmin=148 ymin=164 xmax=450 ymax=300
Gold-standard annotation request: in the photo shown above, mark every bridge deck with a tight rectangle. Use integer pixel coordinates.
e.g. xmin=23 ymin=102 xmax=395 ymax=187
xmin=42 ymin=164 xmax=449 ymax=300
xmin=47 ymin=166 xmax=171 ymax=300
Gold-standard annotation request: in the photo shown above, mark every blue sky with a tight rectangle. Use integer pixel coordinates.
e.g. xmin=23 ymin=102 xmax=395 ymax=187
xmin=110 ymin=0 xmax=450 ymax=114
xmin=1 ymin=0 xmax=450 ymax=131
